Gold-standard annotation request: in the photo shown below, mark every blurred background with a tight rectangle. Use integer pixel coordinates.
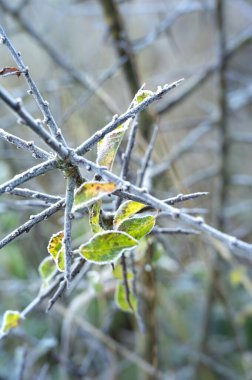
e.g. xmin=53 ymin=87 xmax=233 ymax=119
xmin=0 ymin=0 xmax=252 ymax=379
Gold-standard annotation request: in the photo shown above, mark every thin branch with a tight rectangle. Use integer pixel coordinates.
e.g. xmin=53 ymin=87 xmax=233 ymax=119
xmin=63 ymin=175 xmax=76 ymax=284
xmin=115 ymin=116 xmax=139 ymax=209
xmin=0 ymin=86 xmax=69 ymax=158
xmin=61 ymin=56 xmax=128 ymax=125
xmin=157 ymin=26 xmax=252 ymax=115
xmin=55 ymin=303 xmax=171 ymax=380
xmin=151 ymin=227 xmax=200 ymax=235
xmin=0 ymin=199 xmax=65 ymax=249
xmin=0 ymin=158 xmax=57 ymax=196
xmin=137 ymin=124 xmax=159 ymax=187
xmin=0 ymin=128 xmax=52 ymax=160
xmin=120 ymin=116 xmax=139 ymax=182
xmin=164 ymin=191 xmax=209 ymax=205
xmin=179 ymin=165 xmax=219 ymax=188
xmin=9 ymin=187 xmax=62 ymax=203
xmin=99 ymin=0 xmax=141 ymax=96
xmin=75 ymin=79 xmax=184 ymax=156
xmin=150 ymin=122 xmax=212 ymax=178
xmin=0 ymin=24 xmax=67 ymax=146
xmin=133 ymin=2 xmax=211 ymax=52
xmin=19 ymin=257 xmax=87 ymax=318
xmin=0 ymin=79 xmax=183 ymax=199
xmin=71 ymin=154 xmax=252 ymax=259
xmin=0 ymin=5 xmax=118 ymax=115
xmin=0 ymin=199 xmax=53 ymax=210
xmin=47 ymin=258 xmax=88 ymax=312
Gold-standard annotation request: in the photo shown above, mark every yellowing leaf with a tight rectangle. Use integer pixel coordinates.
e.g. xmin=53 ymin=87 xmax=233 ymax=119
xmin=73 ymin=182 xmax=117 ymax=212
xmin=38 ymin=256 xmax=57 ymax=284
xmin=47 ymin=231 xmax=65 ymax=272
xmin=115 ymin=281 xmax=137 ymax=313
xmin=78 ymin=231 xmax=138 ymax=264
xmin=117 ymin=215 xmax=155 ymax=240
xmin=1 ymin=310 xmax=23 ymax=333
xmin=89 ymin=200 xmax=103 ymax=233
xmin=114 ymin=201 xmax=146 ymax=227
xmin=97 ymin=120 xmax=131 ymax=170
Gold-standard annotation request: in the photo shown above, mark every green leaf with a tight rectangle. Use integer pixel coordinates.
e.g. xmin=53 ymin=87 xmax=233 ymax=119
xmin=1 ymin=310 xmax=23 ymax=333
xmin=114 ymin=200 xmax=146 ymax=227
xmin=47 ymin=231 xmax=65 ymax=272
xmin=73 ymin=181 xmax=117 ymax=212
xmin=115 ymin=281 xmax=137 ymax=313
xmin=97 ymin=120 xmax=131 ymax=170
xmin=117 ymin=215 xmax=155 ymax=240
xmin=78 ymin=231 xmax=138 ymax=264
xmin=38 ymin=256 xmax=57 ymax=284
xmin=89 ymin=200 xmax=103 ymax=233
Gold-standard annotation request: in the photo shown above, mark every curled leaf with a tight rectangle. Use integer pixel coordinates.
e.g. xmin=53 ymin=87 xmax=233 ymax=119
xmin=114 ymin=200 xmax=146 ymax=227
xmin=117 ymin=215 xmax=156 ymax=240
xmin=0 ymin=67 xmax=22 ymax=77
xmin=47 ymin=231 xmax=65 ymax=272
xmin=78 ymin=231 xmax=138 ymax=264
xmin=73 ymin=181 xmax=117 ymax=212
xmin=1 ymin=310 xmax=23 ymax=334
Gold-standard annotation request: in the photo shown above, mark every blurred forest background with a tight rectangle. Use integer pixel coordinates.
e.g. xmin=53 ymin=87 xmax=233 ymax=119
xmin=0 ymin=0 xmax=252 ymax=379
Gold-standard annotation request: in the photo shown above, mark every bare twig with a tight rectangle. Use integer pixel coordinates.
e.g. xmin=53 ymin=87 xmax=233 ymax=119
xmin=17 ymin=258 xmax=87 ymax=320
xmin=47 ymin=258 xmax=88 ymax=312
xmin=120 ymin=116 xmax=139 ymax=182
xmin=63 ymin=175 xmax=76 ymax=284
xmin=150 ymin=122 xmax=212 ymax=178
xmin=55 ymin=303 xmax=171 ymax=380
xmin=0 ymin=24 xmax=67 ymax=146
xmin=0 ymin=199 xmax=65 ymax=249
xmin=71 ymin=154 xmax=252 ymax=259
xmin=157 ymin=26 xmax=252 ymax=115
xmin=0 ymin=128 xmax=52 ymax=160
xmin=75 ymin=79 xmax=184 ymax=156
xmin=0 ymin=6 xmax=118 ymax=115
xmin=137 ymin=124 xmax=159 ymax=187
xmin=164 ymin=191 xmax=209 ymax=205
xmin=0 ymin=158 xmax=57 ymax=196
xmin=0 ymin=86 xmax=69 ymax=158
xmin=0 ymin=199 xmax=54 ymax=210
xmin=115 ymin=116 xmax=139 ymax=209
xmin=151 ymin=227 xmax=200 ymax=235
xmin=9 ymin=187 xmax=62 ymax=203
